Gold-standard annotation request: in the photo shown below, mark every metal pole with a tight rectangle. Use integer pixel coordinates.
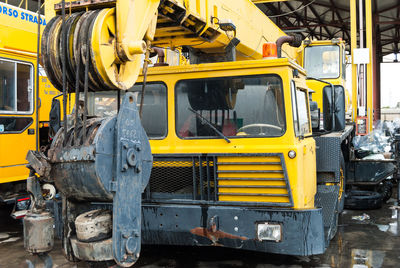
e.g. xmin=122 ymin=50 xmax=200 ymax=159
xmin=61 ymin=0 xmax=68 ymax=144
xmin=358 ymin=0 xmax=365 ymax=110
xmin=350 ymin=0 xmax=358 ymax=123
xmin=366 ymin=0 xmax=374 ymax=131
xmin=35 ymin=0 xmax=41 ymax=151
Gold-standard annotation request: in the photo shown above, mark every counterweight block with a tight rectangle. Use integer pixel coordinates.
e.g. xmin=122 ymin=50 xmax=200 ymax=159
xmin=48 ymin=94 xmax=152 ymax=266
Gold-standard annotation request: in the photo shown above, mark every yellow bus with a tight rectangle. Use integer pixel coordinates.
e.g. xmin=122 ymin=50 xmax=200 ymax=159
xmin=0 ymin=2 xmax=68 ymax=205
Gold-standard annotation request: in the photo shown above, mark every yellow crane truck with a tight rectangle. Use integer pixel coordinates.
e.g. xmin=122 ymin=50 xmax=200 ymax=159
xmin=23 ymin=0 xmax=395 ymax=266
xmin=0 ymin=2 xmax=72 ymax=209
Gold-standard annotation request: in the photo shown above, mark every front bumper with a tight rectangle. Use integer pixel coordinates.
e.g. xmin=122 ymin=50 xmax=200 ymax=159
xmin=141 ymin=204 xmax=325 ymax=256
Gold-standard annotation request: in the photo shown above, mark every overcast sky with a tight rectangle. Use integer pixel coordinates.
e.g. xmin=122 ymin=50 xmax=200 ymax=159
xmin=345 ymin=54 xmax=400 ymax=108
xmin=381 ymin=54 xmax=400 ymax=108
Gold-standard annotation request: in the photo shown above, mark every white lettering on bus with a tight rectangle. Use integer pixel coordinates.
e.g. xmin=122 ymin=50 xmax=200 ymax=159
xmin=0 ymin=4 xmax=46 ymax=26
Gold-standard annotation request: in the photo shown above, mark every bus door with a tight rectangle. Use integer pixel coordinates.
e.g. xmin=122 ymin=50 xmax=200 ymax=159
xmin=0 ymin=58 xmax=36 ymax=184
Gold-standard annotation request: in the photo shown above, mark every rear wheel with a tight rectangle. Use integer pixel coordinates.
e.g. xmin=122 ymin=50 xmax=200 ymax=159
xmin=377 ymin=180 xmax=393 ymax=203
xmin=344 ymin=190 xmax=383 ymax=210
xmin=337 ymin=154 xmax=346 ymax=213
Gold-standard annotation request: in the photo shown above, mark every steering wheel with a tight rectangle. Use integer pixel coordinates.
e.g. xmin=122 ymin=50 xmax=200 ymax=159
xmin=237 ymin=123 xmax=283 ymax=135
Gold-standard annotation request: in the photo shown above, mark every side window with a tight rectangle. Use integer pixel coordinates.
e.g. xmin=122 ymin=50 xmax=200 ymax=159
xmin=296 ymin=89 xmax=311 ymax=135
xmin=131 ymin=83 xmax=168 ymax=138
xmin=0 ymin=117 xmax=33 ymax=133
xmin=86 ymin=82 xmax=168 ymax=139
xmin=342 ymin=49 xmax=346 ymax=80
xmin=0 ymin=59 xmax=33 ymax=114
xmin=290 ymin=80 xmax=299 ymax=135
xmin=291 ymin=81 xmax=311 ymax=136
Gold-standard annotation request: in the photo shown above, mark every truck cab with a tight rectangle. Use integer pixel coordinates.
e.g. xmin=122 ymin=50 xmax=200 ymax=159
xmin=68 ymin=57 xmax=332 ymax=258
xmin=297 ymin=39 xmax=350 ymax=116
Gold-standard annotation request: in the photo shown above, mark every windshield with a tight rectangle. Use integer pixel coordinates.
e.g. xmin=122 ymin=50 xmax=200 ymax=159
xmin=304 ymin=45 xmax=340 ymax=79
xmin=175 ymin=75 xmax=285 ymax=139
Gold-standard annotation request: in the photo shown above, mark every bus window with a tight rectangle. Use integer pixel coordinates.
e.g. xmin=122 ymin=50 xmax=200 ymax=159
xmin=0 ymin=59 xmax=33 ymax=114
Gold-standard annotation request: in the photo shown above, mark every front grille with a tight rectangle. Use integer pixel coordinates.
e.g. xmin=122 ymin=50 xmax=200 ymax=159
xmin=144 ymin=155 xmax=217 ymax=201
xmin=144 ymin=153 xmax=293 ymax=207
xmin=216 ymin=155 xmax=293 ymax=206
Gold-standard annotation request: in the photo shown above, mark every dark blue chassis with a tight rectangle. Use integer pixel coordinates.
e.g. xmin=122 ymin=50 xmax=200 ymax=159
xmin=52 ymin=201 xmax=326 ymax=257
xmin=140 ymin=204 xmax=326 ymax=256
xmin=51 ymin=201 xmax=329 ymax=256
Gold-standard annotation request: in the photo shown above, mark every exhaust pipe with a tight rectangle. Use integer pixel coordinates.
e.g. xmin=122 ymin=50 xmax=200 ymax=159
xmin=276 ymin=34 xmax=303 ymax=58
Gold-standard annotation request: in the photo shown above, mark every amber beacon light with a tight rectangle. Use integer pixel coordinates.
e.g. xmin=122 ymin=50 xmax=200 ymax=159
xmin=262 ymin=43 xmax=278 ymax=59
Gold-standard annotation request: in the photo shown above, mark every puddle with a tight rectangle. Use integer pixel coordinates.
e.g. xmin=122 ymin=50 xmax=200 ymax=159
xmin=0 ymin=237 xmax=20 ymax=244
xmin=372 ymin=206 xmax=400 ymax=236
xmin=376 ymin=224 xmax=389 ymax=232
xmin=386 ymin=207 xmax=400 ymax=236
xmin=351 ymin=249 xmax=385 ymax=268
xmin=391 ymin=208 xmax=398 ymax=219
xmin=0 ymin=233 xmax=10 ymax=240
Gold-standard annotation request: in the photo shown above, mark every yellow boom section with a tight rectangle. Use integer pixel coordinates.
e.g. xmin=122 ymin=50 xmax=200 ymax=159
xmin=153 ymin=0 xmax=296 ymax=60
xmin=43 ymin=0 xmax=297 ymax=91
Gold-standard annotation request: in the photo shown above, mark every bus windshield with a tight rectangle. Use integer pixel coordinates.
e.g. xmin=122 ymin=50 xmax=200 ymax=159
xmin=304 ymin=45 xmax=340 ymax=79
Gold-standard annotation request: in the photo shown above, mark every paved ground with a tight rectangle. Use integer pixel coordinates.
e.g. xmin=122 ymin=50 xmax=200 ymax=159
xmin=1 ymin=200 xmax=400 ymax=268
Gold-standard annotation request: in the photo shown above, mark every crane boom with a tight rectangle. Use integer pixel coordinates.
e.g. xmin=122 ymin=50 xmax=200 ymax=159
xmin=43 ymin=0 xmax=298 ymax=91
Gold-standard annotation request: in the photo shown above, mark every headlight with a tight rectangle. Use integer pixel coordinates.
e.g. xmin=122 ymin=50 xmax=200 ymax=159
xmin=257 ymin=222 xmax=282 ymax=242
xmin=288 ymin=150 xmax=296 ymax=159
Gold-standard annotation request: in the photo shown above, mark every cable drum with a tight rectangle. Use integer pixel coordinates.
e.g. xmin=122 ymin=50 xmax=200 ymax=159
xmin=41 ymin=8 xmax=143 ymax=92
xmin=41 ymin=16 xmax=63 ymax=91
xmin=63 ymin=12 xmax=83 ymax=87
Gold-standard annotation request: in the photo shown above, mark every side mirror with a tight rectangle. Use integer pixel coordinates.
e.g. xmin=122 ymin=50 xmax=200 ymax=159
xmin=49 ymin=98 xmax=61 ymax=136
xmin=323 ymin=85 xmax=345 ymax=131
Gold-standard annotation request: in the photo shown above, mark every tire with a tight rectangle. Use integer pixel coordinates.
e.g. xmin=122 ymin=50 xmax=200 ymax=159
xmin=377 ymin=181 xmax=393 ymax=203
xmin=75 ymin=209 xmax=112 ymax=242
xmin=338 ymin=154 xmax=346 ymax=213
xmin=344 ymin=190 xmax=383 ymax=210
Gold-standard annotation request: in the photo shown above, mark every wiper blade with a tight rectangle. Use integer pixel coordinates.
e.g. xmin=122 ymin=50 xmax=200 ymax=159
xmin=188 ymin=107 xmax=231 ymax=143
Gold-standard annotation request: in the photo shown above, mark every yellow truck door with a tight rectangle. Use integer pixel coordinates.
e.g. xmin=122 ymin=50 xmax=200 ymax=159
xmin=0 ymin=58 xmax=36 ymax=184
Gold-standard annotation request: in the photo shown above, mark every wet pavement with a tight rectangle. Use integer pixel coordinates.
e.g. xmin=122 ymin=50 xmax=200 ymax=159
xmin=1 ymin=200 xmax=400 ymax=268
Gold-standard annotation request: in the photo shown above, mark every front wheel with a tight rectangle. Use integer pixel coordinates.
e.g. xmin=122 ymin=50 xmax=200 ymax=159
xmin=338 ymin=154 xmax=346 ymax=213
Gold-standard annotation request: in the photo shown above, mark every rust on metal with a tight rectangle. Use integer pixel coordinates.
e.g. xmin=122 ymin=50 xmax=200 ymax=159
xmin=70 ymin=237 xmax=113 ymax=261
xmin=26 ymin=150 xmax=51 ymax=178
xmin=190 ymin=227 xmax=248 ymax=245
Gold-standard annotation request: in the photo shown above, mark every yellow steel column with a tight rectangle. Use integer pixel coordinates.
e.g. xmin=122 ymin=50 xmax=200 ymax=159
xmin=365 ymin=0 xmax=374 ymax=131
xmin=350 ymin=0 xmax=357 ymax=122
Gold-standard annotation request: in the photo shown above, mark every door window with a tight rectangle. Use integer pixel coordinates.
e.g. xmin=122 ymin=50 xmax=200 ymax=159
xmin=291 ymin=81 xmax=311 ymax=136
xmin=0 ymin=59 xmax=33 ymax=114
